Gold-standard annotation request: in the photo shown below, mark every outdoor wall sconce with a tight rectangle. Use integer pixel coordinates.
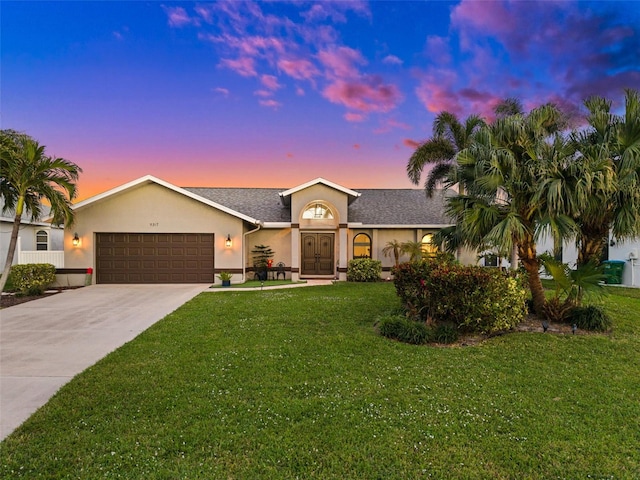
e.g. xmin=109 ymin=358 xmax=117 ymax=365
xmin=72 ymin=233 xmax=80 ymax=247
xmin=225 ymin=234 xmax=232 ymax=248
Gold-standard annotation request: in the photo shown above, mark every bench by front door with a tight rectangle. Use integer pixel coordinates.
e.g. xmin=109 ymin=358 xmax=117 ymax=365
xmin=301 ymin=233 xmax=334 ymax=276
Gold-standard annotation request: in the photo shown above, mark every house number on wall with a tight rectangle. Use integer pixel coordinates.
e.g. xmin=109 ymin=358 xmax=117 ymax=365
xmin=149 ymin=222 xmax=159 ymax=227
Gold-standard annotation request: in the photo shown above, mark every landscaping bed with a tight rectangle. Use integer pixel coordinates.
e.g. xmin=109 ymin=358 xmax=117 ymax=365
xmin=0 ymin=287 xmax=83 ymax=309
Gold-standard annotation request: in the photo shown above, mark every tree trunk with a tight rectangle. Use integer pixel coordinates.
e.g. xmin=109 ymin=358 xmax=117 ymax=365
xmin=0 ymin=212 xmax=23 ymax=293
xmin=578 ymin=234 xmax=607 ymax=266
xmin=518 ymin=240 xmax=545 ymax=316
xmin=510 ymin=244 xmax=519 ymax=270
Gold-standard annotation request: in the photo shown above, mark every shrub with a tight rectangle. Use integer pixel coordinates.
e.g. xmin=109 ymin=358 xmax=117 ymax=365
xmin=432 ymin=323 xmax=459 ymax=344
xmin=347 ymin=258 xmax=381 ymax=282
xmin=393 ymin=261 xmax=527 ymax=335
xmin=10 ymin=263 xmax=56 ymax=296
xmin=567 ymin=305 xmax=612 ymax=332
xmin=378 ymin=315 xmax=432 ymax=345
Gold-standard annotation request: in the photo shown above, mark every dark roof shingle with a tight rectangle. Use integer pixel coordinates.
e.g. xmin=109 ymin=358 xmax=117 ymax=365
xmin=183 ymin=186 xmax=449 ymax=226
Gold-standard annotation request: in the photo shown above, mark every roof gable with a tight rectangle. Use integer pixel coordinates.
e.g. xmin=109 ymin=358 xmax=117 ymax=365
xmin=279 ymin=178 xmax=360 ymax=206
xmin=72 ymin=175 xmax=259 ymax=224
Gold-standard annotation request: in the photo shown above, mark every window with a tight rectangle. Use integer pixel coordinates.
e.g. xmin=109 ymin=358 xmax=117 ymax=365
xmin=421 ymin=233 xmax=438 ymax=257
xmin=36 ymin=230 xmax=48 ymax=251
xmin=484 ymin=254 xmax=499 ymax=267
xmin=353 ymin=233 xmax=371 ymax=258
xmin=302 ymin=203 xmax=334 ymax=219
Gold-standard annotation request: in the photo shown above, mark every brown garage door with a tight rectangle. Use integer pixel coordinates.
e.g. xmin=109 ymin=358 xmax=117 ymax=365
xmin=96 ymin=233 xmax=214 ymax=284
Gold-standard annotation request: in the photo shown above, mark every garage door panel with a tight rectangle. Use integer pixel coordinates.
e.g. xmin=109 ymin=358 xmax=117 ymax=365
xmin=96 ymin=233 xmax=214 ymax=284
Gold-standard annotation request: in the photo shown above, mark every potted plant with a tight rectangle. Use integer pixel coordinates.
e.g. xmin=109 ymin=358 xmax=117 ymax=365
xmin=251 ymin=244 xmax=274 ymax=281
xmin=217 ymin=271 xmax=233 ymax=287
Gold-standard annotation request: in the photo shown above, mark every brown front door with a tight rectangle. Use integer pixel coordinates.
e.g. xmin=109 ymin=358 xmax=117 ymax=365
xmin=301 ymin=233 xmax=334 ymax=276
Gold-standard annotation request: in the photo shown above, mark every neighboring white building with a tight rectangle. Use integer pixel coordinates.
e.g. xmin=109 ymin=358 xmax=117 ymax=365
xmin=0 ymin=201 xmax=64 ymax=270
xmin=536 ymin=235 xmax=639 ymax=288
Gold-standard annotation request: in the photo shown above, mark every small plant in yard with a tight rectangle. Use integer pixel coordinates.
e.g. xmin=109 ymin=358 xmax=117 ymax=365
xmin=567 ymin=305 xmax=612 ymax=332
xmin=217 ymin=271 xmax=233 ymax=286
xmin=378 ymin=314 xmax=432 ymax=344
xmin=540 ymin=255 xmax=607 ymax=322
xmin=431 ymin=323 xmax=459 ymax=344
xmin=9 ymin=263 xmax=56 ymax=296
xmin=251 ymin=244 xmax=274 ymax=280
xmin=217 ymin=271 xmax=233 ymax=281
xmin=347 ymin=258 xmax=381 ymax=282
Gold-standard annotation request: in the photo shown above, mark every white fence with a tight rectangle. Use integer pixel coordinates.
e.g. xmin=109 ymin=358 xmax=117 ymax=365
xmin=17 ymin=250 xmax=65 ymax=268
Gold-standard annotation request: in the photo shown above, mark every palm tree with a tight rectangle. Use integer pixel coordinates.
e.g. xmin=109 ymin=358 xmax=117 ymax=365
xmin=406 ymin=111 xmax=485 ymax=197
xmin=0 ymin=131 xmax=82 ymax=292
xmin=568 ymin=89 xmax=640 ymax=265
xmin=382 ymin=240 xmax=403 ymax=267
xmin=443 ymin=104 xmax=573 ymax=316
xmin=400 ymin=241 xmax=424 ymax=262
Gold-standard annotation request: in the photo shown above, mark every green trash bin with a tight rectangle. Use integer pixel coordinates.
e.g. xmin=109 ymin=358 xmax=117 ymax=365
xmin=603 ymin=260 xmax=625 ymax=284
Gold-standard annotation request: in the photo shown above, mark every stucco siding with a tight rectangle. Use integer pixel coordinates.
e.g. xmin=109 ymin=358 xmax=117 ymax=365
xmin=246 ymin=228 xmax=292 ymax=268
xmin=291 ymin=184 xmax=348 ymax=224
xmin=65 ymin=182 xmax=244 ymax=272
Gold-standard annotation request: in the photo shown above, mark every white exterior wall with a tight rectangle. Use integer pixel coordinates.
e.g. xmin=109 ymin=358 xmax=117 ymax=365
xmin=609 ymin=241 xmax=640 ymax=287
xmin=1 ymin=221 xmax=64 ymax=270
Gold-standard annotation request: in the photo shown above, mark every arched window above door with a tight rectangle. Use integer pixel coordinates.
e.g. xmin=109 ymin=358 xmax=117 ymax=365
xmin=302 ymin=203 xmax=334 ymax=220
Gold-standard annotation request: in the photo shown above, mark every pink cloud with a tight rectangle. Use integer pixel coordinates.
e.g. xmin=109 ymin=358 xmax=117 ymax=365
xmin=382 ymin=54 xmax=403 ymax=66
xmin=295 ymin=86 xmax=305 ymax=96
xmin=193 ymin=4 xmax=213 ymax=23
xmin=415 ymin=71 xmax=464 ymax=116
xmin=353 ymin=144 xmax=361 ymax=150
xmin=403 ymin=139 xmax=420 ymax=149
xmin=162 ymin=6 xmax=197 ymax=28
xmin=374 ymin=118 xmax=411 ymax=134
xmin=260 ymin=74 xmax=281 ymax=91
xmin=318 ymin=46 xmax=366 ymax=78
xmin=301 ymin=1 xmax=370 ymax=23
xmin=425 ymin=35 xmax=452 ymax=65
xmin=254 ymin=89 xmax=272 ymax=98
xmin=259 ymin=99 xmax=281 ymax=109
xmin=277 ymin=58 xmax=319 ymax=81
xmin=220 ymin=57 xmax=256 ymax=77
xmin=345 ymin=112 xmax=365 ymax=122
xmin=451 ymin=1 xmax=512 ymax=38
xmin=323 ymin=77 xmax=402 ymax=113
xmin=213 ymin=87 xmax=229 ymax=97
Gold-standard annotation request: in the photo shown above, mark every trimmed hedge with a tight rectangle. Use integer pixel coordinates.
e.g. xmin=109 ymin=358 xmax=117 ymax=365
xmin=10 ymin=263 xmax=56 ymax=296
xmin=347 ymin=258 xmax=381 ymax=282
xmin=393 ymin=261 xmax=527 ymax=335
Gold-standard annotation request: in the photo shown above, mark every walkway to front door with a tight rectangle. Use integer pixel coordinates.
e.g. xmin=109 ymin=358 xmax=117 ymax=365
xmin=301 ymin=233 xmax=334 ymax=275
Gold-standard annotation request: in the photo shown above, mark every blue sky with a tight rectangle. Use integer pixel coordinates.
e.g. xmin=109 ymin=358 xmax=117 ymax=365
xmin=2 ymin=1 xmax=639 ymax=200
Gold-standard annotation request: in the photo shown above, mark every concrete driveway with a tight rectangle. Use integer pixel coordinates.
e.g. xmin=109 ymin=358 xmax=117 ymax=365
xmin=0 ymin=284 xmax=208 ymax=441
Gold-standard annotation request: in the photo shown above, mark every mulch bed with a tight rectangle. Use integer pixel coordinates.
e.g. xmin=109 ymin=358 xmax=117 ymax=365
xmin=1 ymin=287 xmax=83 ymax=309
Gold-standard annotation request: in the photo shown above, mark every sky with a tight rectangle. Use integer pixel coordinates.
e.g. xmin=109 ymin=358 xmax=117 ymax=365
xmin=2 ymin=1 xmax=640 ymax=201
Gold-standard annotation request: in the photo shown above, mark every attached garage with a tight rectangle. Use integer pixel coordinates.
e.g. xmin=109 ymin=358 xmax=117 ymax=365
xmin=96 ymin=233 xmax=214 ymax=284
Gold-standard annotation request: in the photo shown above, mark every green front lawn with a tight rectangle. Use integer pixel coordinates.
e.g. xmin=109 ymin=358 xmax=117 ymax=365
xmin=211 ymin=279 xmax=307 ymax=289
xmin=1 ymin=283 xmax=639 ymax=479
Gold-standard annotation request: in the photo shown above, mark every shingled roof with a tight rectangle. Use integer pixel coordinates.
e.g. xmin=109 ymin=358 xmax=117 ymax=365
xmin=183 ymin=187 xmax=450 ymax=226
xmin=184 ymin=187 xmax=291 ymax=222
xmin=348 ymin=189 xmax=450 ymax=225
